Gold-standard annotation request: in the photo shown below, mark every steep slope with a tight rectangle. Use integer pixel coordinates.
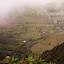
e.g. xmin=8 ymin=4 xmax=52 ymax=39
xmin=41 ymin=42 xmax=64 ymax=64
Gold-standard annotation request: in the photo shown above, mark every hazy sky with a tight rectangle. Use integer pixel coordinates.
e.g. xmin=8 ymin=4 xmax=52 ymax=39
xmin=0 ymin=0 xmax=64 ymax=16
xmin=0 ymin=0 xmax=64 ymax=25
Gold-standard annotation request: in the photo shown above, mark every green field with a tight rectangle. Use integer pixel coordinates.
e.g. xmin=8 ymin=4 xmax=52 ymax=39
xmin=0 ymin=7 xmax=64 ymax=63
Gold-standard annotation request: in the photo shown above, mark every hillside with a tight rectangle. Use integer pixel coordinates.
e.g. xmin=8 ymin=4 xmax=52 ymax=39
xmin=31 ymin=33 xmax=64 ymax=54
xmin=0 ymin=6 xmax=64 ymax=62
xmin=41 ymin=42 xmax=64 ymax=64
xmin=0 ymin=7 xmax=52 ymax=60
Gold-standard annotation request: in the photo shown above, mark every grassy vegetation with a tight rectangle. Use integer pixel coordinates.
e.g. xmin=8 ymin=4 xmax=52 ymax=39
xmin=0 ymin=7 xmax=64 ymax=63
xmin=41 ymin=42 xmax=64 ymax=64
xmin=5 ymin=56 xmax=53 ymax=64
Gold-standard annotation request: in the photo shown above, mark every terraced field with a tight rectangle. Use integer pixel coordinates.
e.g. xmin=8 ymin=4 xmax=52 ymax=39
xmin=0 ymin=7 xmax=64 ymax=63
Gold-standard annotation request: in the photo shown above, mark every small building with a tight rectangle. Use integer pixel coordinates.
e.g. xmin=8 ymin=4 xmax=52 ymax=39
xmin=52 ymin=19 xmax=57 ymax=22
xmin=46 ymin=25 xmax=49 ymax=26
xmin=49 ymin=43 xmax=53 ymax=46
xmin=23 ymin=40 xmax=26 ymax=43
xmin=41 ymin=29 xmax=48 ymax=33
xmin=43 ymin=32 xmax=45 ymax=33
xmin=51 ymin=43 xmax=53 ymax=45
xmin=57 ymin=19 xmax=60 ymax=22
xmin=5 ymin=56 xmax=10 ymax=59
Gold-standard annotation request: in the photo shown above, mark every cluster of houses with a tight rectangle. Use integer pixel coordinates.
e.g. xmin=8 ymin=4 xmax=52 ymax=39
xmin=52 ymin=19 xmax=61 ymax=24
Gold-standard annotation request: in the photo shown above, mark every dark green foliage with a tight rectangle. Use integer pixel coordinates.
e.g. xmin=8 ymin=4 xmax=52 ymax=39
xmin=9 ymin=56 xmax=22 ymax=64
xmin=25 ymin=56 xmax=34 ymax=64
xmin=41 ymin=42 xmax=64 ymax=64
xmin=38 ymin=58 xmax=44 ymax=64
xmin=0 ymin=50 xmax=7 ymax=60
xmin=9 ymin=56 xmax=53 ymax=64
xmin=0 ymin=33 xmax=32 ymax=60
xmin=12 ymin=44 xmax=32 ymax=59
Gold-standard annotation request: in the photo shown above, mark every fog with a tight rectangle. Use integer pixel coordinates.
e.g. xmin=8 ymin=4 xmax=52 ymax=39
xmin=0 ymin=0 xmax=64 ymax=25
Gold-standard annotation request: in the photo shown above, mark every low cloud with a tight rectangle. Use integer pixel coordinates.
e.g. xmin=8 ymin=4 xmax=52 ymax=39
xmin=0 ymin=0 xmax=64 ymax=25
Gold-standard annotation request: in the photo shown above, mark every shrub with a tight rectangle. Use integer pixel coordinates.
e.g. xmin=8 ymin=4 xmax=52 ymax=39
xmin=9 ymin=56 xmax=53 ymax=64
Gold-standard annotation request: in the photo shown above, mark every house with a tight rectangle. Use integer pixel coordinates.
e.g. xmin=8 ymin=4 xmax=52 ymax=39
xmin=23 ymin=40 xmax=26 ymax=43
xmin=52 ymin=19 xmax=57 ymax=22
xmin=41 ymin=29 xmax=48 ymax=33
xmin=5 ymin=56 xmax=10 ymax=59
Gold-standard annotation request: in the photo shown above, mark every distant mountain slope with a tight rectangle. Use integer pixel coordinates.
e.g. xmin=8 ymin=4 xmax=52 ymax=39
xmin=41 ymin=42 xmax=64 ymax=64
xmin=0 ymin=7 xmax=51 ymax=60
